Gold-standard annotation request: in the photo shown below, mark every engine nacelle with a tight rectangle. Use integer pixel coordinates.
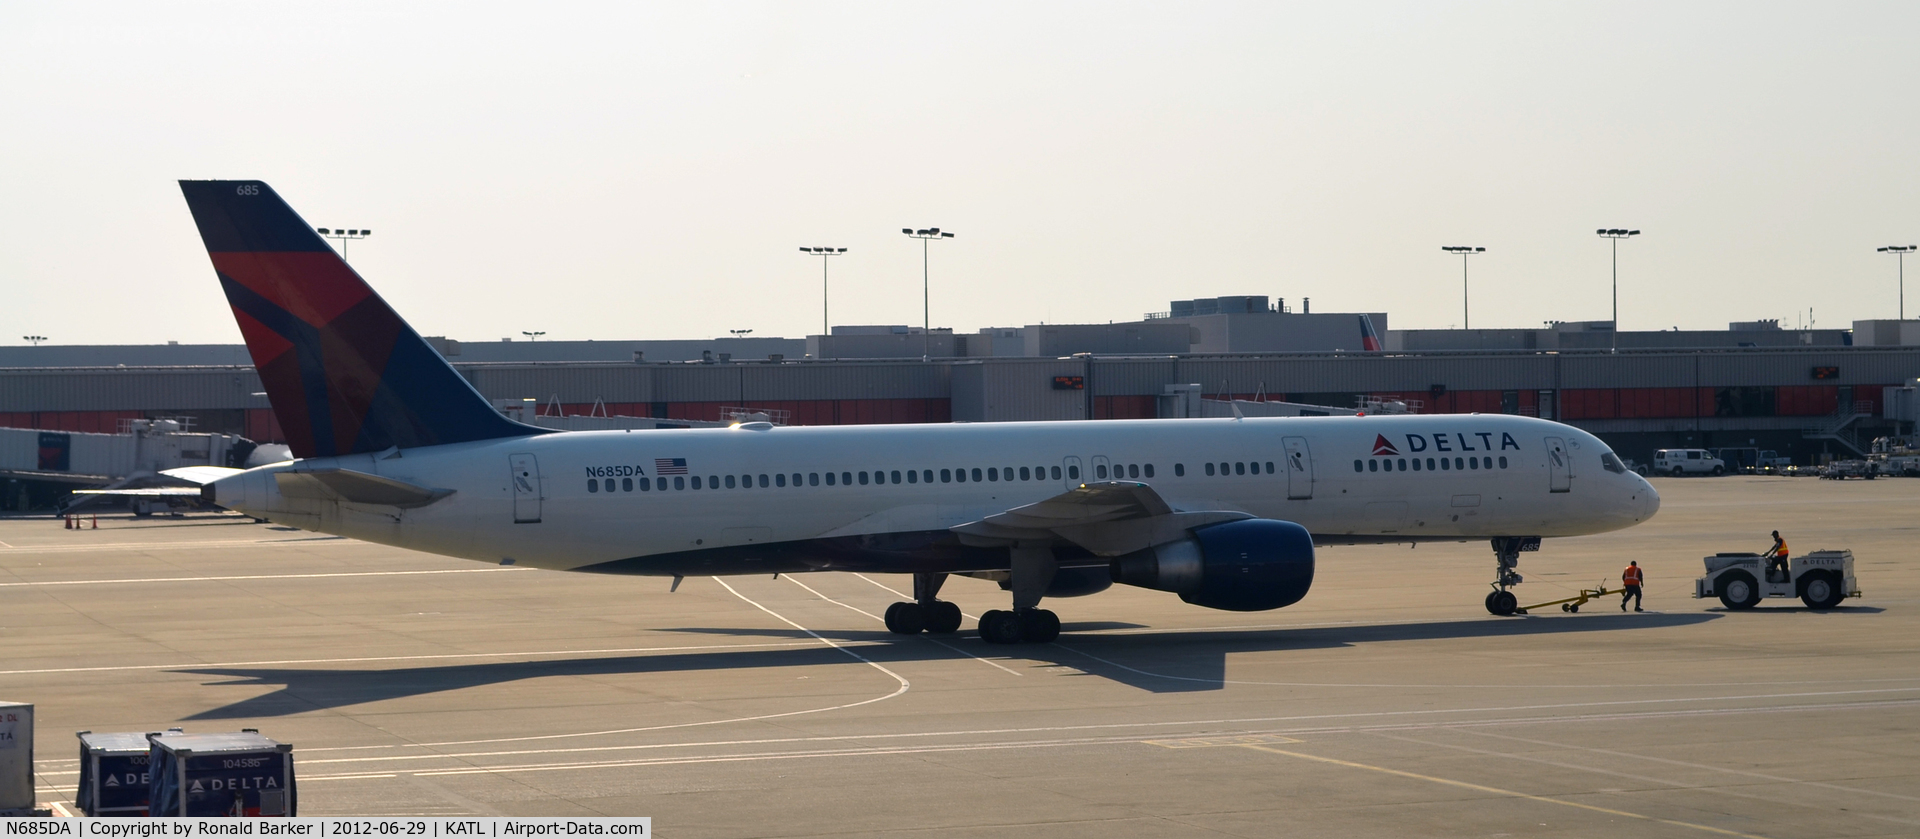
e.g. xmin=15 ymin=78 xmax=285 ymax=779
xmin=1109 ymin=519 xmax=1314 ymax=611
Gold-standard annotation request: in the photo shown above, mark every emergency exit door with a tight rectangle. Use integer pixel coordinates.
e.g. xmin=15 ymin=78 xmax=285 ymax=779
xmin=510 ymin=453 xmax=543 ymax=523
xmin=1544 ymin=437 xmax=1571 ymax=493
xmin=1282 ymin=436 xmax=1314 ymax=500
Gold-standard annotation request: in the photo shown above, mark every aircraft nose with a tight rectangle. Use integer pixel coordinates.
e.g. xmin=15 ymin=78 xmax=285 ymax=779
xmin=1639 ymin=479 xmax=1661 ymax=521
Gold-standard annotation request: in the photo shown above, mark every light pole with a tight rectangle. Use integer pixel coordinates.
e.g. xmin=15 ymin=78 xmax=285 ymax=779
xmin=316 ymin=228 xmax=371 ymax=261
xmin=1441 ymin=246 xmax=1486 ymax=329
xmin=22 ymin=335 xmax=46 ymax=346
xmin=521 ymin=331 xmax=545 ymax=342
xmin=1880 ymin=245 xmax=1917 ymax=319
xmin=902 ymin=228 xmax=954 ymax=360
xmin=799 ymin=247 xmax=847 ymax=339
xmin=1597 ymin=228 xmax=1640 ymax=351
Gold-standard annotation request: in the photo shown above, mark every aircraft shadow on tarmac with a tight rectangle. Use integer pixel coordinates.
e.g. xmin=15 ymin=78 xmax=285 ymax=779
xmin=176 ymin=612 xmax=1720 ymax=718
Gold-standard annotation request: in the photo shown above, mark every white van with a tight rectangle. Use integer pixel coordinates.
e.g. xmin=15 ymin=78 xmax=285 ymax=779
xmin=1654 ymin=448 xmax=1727 ymax=476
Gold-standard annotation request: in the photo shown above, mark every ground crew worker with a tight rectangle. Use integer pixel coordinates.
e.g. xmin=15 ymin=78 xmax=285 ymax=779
xmin=1763 ymin=530 xmax=1790 ymax=582
xmin=1621 ymin=560 xmax=1644 ymax=612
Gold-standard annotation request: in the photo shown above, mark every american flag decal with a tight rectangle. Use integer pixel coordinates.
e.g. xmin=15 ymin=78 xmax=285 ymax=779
xmin=654 ymin=458 xmax=688 ymax=475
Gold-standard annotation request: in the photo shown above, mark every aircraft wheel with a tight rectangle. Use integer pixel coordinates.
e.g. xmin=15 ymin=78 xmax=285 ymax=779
xmin=1568 ymin=604 xmax=1579 ymax=613
xmin=1484 ymin=591 xmax=1501 ymax=614
xmin=1718 ymin=571 xmax=1761 ymax=610
xmin=883 ymin=602 xmax=926 ymax=635
xmin=1019 ymin=609 xmax=1061 ymax=643
xmin=924 ymin=601 xmax=963 ymax=634
xmin=1800 ymin=572 xmax=1844 ymax=610
xmin=1489 ymin=591 xmax=1518 ymax=616
xmin=979 ymin=610 xmax=1022 ymax=644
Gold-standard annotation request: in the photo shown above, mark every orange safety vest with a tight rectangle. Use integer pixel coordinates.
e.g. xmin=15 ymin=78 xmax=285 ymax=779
xmin=1622 ymin=565 xmax=1644 ymax=587
xmin=1774 ymin=539 xmax=1789 ymax=559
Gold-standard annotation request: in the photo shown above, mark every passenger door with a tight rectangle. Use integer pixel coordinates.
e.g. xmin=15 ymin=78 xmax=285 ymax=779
xmin=1282 ymin=436 xmax=1313 ymax=500
xmin=510 ymin=453 xmax=543 ymax=523
xmin=1544 ymin=437 xmax=1571 ymax=493
xmin=1092 ymin=455 xmax=1113 ymax=481
xmin=1062 ymin=456 xmax=1083 ymax=488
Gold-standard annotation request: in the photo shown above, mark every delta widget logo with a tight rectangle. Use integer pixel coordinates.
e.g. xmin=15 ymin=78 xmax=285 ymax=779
xmin=1372 ymin=435 xmax=1399 ymax=456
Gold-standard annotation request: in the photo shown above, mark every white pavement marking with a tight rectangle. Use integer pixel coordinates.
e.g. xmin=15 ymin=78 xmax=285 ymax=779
xmin=1459 ymin=728 xmax=1920 ymax=805
xmin=393 ymin=579 xmax=915 ymax=750
xmin=789 ymin=575 xmax=1022 ymax=676
xmin=1373 ymin=730 xmax=1920 ymax=829
xmin=282 ymin=696 xmax=1920 ymax=783
xmin=0 ymin=536 xmax=349 ymax=554
xmin=0 ymin=641 xmax=822 ymax=676
xmin=0 ymin=567 xmax=526 ymax=588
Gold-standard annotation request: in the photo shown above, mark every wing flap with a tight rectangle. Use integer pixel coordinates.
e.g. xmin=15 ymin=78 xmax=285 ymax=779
xmin=950 ymin=482 xmax=1250 ymax=556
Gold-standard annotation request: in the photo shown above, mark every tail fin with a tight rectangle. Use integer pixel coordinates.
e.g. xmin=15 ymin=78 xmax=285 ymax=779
xmin=179 ymin=180 xmax=543 ymax=458
xmin=1357 ymin=314 xmax=1382 ymax=352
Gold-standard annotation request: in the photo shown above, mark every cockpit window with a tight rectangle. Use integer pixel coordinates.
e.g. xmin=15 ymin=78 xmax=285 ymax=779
xmin=1601 ymin=452 xmax=1627 ymax=474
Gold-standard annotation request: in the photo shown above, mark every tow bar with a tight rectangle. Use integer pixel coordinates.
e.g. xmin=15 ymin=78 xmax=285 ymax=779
xmin=1515 ymin=586 xmax=1614 ymax=615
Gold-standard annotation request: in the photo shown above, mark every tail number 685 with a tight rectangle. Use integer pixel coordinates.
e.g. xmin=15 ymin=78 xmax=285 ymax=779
xmin=236 ymin=184 xmax=260 ymax=196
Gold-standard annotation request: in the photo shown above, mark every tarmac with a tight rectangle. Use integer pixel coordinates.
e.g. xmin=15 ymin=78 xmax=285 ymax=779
xmin=3 ymin=475 xmax=1916 ymax=837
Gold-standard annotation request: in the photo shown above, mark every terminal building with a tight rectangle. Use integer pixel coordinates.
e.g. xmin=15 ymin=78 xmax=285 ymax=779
xmin=5 ymin=298 xmax=1920 ymax=509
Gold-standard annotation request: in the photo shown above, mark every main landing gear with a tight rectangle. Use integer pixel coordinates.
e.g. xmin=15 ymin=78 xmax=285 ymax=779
xmin=1484 ymin=536 xmax=1540 ymax=617
xmin=883 ymin=572 xmax=964 ymax=635
xmin=979 ymin=542 xmax=1061 ymax=644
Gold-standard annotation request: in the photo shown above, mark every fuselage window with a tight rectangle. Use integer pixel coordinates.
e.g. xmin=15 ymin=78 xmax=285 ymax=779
xmin=1144 ymin=464 xmax=1155 ymax=478
xmin=1454 ymin=457 xmax=1464 ymax=470
xmin=907 ymin=470 xmax=918 ymax=484
xmin=1353 ymin=460 xmax=1362 ymax=473
xmin=1068 ymin=465 xmax=1080 ymax=480
xmin=1368 ymin=459 xmax=1378 ymax=472
xmin=1499 ymin=456 xmax=1508 ymax=469
xmin=1467 ymin=458 xmax=1477 ymax=471
xmin=941 ymin=468 xmax=952 ymax=483
xmin=924 ymin=470 xmax=934 ymax=483
xmin=1129 ymin=464 xmax=1140 ymax=478
xmin=1266 ymin=461 xmax=1276 ymax=474
xmin=1048 ymin=466 xmax=1060 ymax=480
xmin=1412 ymin=459 xmax=1421 ymax=471
xmin=1219 ymin=462 xmax=1230 ymax=475
xmin=1235 ymin=462 xmax=1246 ymax=476
xmin=1019 ymin=466 xmax=1031 ymax=481
xmin=588 ymin=479 xmax=599 ymax=493
xmin=709 ymin=475 xmax=719 ymax=488
xmin=691 ymin=476 xmax=703 ymax=489
xmin=623 ymin=478 xmax=634 ymax=491
xmin=776 ymin=473 xmax=787 ymax=487
xmin=988 ymin=467 xmax=999 ymax=482
xmin=725 ymin=475 xmax=737 ymax=488
xmin=641 ymin=477 xmax=651 ymax=490
xmin=1439 ymin=458 xmax=1449 ymax=471
xmin=825 ymin=472 xmax=836 ymax=486
xmin=841 ymin=472 xmax=852 ymax=485
xmin=1426 ymin=458 xmax=1436 ymax=471
xmin=858 ymin=472 xmax=869 ymax=485
xmin=1207 ymin=463 xmax=1218 ymax=476
xmin=971 ymin=468 xmax=983 ymax=482
xmin=955 ymin=468 xmax=967 ymax=483
xmin=1396 ymin=459 xmax=1405 ymax=472
xmin=1096 ymin=464 xmax=1108 ymax=479
xmin=1175 ymin=463 xmax=1185 ymax=476
xmin=674 ymin=476 xmax=686 ymax=489
xmin=809 ymin=472 xmax=820 ymax=486
xmin=756 ymin=474 xmax=767 ymax=487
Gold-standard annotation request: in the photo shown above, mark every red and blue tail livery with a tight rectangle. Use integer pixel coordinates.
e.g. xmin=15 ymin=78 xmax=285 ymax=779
xmin=179 ymin=180 xmax=543 ymax=458
xmin=1358 ymin=314 xmax=1383 ymax=352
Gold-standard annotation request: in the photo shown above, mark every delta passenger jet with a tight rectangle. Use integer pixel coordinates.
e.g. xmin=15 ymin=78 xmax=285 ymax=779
xmin=179 ymin=181 xmax=1659 ymax=644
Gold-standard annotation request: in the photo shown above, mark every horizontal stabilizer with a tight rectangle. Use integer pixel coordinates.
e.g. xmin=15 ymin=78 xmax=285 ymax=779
xmin=275 ymin=468 xmax=454 ymax=509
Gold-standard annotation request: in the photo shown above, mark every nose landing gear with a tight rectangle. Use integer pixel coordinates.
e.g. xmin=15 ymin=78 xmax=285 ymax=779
xmin=1485 ymin=536 xmax=1540 ymax=616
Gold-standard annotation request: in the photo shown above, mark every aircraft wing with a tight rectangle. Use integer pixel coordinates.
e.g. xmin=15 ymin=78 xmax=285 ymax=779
xmin=61 ymin=466 xmax=243 ymax=512
xmin=950 ymin=481 xmax=1251 ymax=556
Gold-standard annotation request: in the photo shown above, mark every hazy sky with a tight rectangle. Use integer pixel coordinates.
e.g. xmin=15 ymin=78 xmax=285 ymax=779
xmin=3 ymin=2 xmax=1917 ymax=346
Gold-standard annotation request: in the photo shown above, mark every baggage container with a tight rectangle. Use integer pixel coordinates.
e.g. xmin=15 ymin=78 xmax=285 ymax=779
xmin=0 ymin=701 xmax=30 ymax=812
xmin=77 ymin=730 xmax=170 ymax=816
xmin=147 ymin=729 xmax=295 ymax=817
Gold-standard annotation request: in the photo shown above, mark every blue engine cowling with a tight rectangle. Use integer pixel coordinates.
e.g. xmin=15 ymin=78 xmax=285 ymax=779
xmin=1108 ymin=519 xmax=1315 ymax=611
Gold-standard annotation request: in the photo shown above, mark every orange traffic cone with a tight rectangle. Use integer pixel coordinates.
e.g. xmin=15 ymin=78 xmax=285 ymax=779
xmin=64 ymin=515 xmax=72 ymax=530
xmin=91 ymin=514 xmax=98 ymax=529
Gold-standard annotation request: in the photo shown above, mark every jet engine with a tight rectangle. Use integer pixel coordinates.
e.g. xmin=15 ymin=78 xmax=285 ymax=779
xmin=1109 ymin=519 xmax=1315 ymax=611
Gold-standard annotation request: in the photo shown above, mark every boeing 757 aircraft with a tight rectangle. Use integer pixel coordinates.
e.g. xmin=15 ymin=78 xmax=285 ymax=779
xmin=179 ymin=181 xmax=1659 ymax=644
